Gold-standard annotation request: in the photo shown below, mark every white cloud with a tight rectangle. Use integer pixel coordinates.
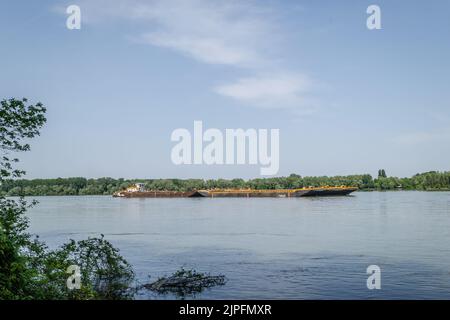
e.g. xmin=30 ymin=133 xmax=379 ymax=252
xmin=62 ymin=0 xmax=315 ymax=112
xmin=75 ymin=0 xmax=272 ymax=67
xmin=215 ymin=73 xmax=313 ymax=109
xmin=132 ymin=0 xmax=271 ymax=67
xmin=139 ymin=32 xmax=259 ymax=66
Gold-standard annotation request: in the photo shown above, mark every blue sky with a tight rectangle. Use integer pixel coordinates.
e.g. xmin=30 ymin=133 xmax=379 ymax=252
xmin=1 ymin=0 xmax=449 ymax=179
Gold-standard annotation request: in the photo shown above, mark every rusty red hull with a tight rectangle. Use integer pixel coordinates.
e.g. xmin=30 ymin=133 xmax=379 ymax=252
xmin=113 ymin=187 xmax=357 ymax=198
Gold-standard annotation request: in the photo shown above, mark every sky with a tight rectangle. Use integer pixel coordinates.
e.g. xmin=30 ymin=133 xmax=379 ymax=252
xmin=1 ymin=0 xmax=449 ymax=179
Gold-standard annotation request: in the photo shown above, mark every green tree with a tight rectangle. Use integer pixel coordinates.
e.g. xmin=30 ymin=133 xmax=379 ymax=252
xmin=378 ymin=169 xmax=387 ymax=178
xmin=0 ymin=98 xmax=134 ymax=300
xmin=0 ymin=98 xmax=47 ymax=298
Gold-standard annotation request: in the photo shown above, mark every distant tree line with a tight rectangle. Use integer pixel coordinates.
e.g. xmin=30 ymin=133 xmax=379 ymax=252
xmin=1 ymin=171 xmax=450 ymax=196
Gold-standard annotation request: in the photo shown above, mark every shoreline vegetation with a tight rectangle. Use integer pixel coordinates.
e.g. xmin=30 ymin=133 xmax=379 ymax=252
xmin=2 ymin=171 xmax=450 ymax=197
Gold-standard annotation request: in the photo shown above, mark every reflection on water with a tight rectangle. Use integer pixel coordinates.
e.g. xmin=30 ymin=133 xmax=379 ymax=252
xmin=26 ymin=191 xmax=450 ymax=299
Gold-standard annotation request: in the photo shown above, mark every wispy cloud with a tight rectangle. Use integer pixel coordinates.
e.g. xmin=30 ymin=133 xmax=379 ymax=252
xmin=61 ymin=0 xmax=315 ymax=111
xmin=215 ymin=73 xmax=313 ymax=110
xmin=139 ymin=32 xmax=260 ymax=66
xmin=131 ymin=0 xmax=272 ymax=68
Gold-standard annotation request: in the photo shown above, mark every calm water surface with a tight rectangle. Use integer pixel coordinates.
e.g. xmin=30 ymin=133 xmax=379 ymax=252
xmin=26 ymin=191 xmax=450 ymax=299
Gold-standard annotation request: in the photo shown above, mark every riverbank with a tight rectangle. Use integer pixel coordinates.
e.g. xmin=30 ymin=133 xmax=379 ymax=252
xmin=2 ymin=171 xmax=450 ymax=196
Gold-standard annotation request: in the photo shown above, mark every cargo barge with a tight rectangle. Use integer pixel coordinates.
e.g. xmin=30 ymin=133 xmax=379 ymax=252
xmin=113 ymin=184 xmax=357 ymax=198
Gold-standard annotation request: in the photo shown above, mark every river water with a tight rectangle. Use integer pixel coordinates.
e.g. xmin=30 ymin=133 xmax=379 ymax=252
xmin=26 ymin=191 xmax=450 ymax=299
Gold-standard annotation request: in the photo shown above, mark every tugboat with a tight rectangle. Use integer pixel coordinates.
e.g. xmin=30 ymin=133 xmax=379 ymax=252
xmin=113 ymin=183 xmax=195 ymax=198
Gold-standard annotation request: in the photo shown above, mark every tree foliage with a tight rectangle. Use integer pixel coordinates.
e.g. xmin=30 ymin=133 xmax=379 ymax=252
xmin=3 ymin=171 xmax=450 ymax=196
xmin=41 ymin=236 xmax=135 ymax=300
